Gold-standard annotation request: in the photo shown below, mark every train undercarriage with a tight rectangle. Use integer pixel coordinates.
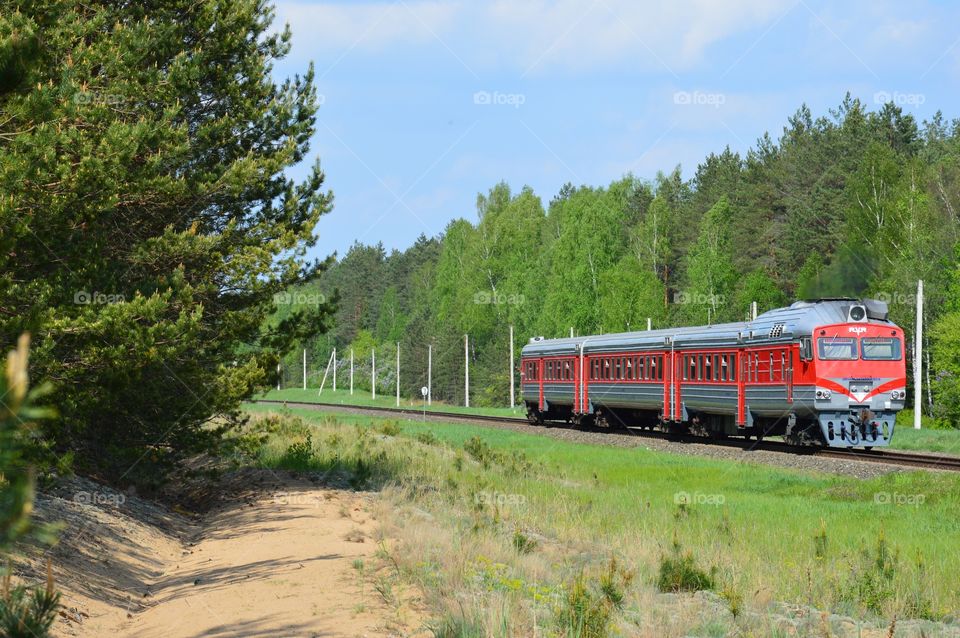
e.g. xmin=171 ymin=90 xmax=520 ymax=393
xmin=524 ymin=402 xmax=894 ymax=449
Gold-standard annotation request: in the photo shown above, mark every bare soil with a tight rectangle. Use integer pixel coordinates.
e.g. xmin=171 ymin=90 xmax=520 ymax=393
xmin=16 ymin=471 xmax=426 ymax=638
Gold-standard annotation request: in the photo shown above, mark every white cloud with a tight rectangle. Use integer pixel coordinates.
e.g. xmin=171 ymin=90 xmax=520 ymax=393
xmin=276 ymin=0 xmax=793 ymax=73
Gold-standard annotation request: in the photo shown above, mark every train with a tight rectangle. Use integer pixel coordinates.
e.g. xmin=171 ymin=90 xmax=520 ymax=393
xmin=519 ymin=298 xmax=906 ymax=448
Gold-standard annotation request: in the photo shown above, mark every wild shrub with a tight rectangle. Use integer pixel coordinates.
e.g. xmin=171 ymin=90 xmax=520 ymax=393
xmin=464 ymin=436 xmax=499 ymax=467
xmin=813 ymin=519 xmax=828 ymax=560
xmin=555 ymin=573 xmax=612 ymax=638
xmin=512 ymin=530 xmax=537 ymax=555
xmin=656 ymin=539 xmax=716 ymax=593
xmin=0 ymin=337 xmax=60 ymax=638
xmin=0 ymin=566 xmax=60 ymax=638
xmin=415 ymin=431 xmax=439 ymax=446
xmin=555 ymin=558 xmax=634 ymax=638
xmin=280 ymin=433 xmax=314 ymax=469
xmin=841 ymin=531 xmax=897 ymax=615
xmin=378 ymin=420 xmax=401 ymax=436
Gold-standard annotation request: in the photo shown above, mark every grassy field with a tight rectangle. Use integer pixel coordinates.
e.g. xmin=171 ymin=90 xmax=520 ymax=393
xmin=259 ymin=388 xmax=960 ymax=455
xmin=257 ymin=387 xmax=527 ymax=418
xmin=239 ymin=403 xmax=960 ymax=636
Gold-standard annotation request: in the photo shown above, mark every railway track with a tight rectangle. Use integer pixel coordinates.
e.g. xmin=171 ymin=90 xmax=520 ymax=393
xmin=251 ymin=399 xmax=960 ymax=472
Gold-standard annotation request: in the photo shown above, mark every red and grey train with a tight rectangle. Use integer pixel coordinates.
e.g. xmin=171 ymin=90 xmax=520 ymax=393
xmin=520 ymin=299 xmax=906 ymax=448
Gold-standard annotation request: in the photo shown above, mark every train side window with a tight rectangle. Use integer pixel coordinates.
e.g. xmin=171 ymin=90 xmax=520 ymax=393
xmin=713 ymin=355 xmax=720 ymax=381
xmin=720 ymin=356 xmax=727 ymax=382
xmin=655 ymin=356 xmax=661 ymax=380
xmin=639 ymin=357 xmax=645 ymax=380
xmin=729 ymin=355 xmax=736 ymax=382
xmin=704 ymin=356 xmax=712 ymax=381
xmin=769 ymin=353 xmax=775 ymax=382
xmin=626 ymin=357 xmax=633 ymax=380
xmin=754 ymin=353 xmax=760 ymax=382
xmin=781 ymin=352 xmax=786 ymax=379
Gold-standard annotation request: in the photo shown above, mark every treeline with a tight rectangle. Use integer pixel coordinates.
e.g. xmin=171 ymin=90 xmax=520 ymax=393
xmin=287 ymin=97 xmax=960 ymax=425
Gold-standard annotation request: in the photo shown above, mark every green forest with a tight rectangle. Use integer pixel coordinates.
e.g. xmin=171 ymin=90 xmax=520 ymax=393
xmin=284 ymin=97 xmax=960 ymax=425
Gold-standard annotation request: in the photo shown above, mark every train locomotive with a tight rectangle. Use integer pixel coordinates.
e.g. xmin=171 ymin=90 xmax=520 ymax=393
xmin=520 ymin=298 xmax=906 ymax=448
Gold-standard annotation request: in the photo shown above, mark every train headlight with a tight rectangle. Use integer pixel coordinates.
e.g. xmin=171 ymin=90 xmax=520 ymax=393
xmin=815 ymin=389 xmax=832 ymax=400
xmin=890 ymin=390 xmax=905 ymax=400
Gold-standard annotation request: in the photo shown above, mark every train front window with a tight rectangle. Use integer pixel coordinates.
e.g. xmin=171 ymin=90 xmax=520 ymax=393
xmin=817 ymin=337 xmax=858 ymax=360
xmin=861 ymin=337 xmax=902 ymax=360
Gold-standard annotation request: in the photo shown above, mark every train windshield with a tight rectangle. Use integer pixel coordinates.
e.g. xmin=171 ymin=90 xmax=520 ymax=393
xmin=817 ymin=337 xmax=858 ymax=360
xmin=861 ymin=337 xmax=902 ymax=360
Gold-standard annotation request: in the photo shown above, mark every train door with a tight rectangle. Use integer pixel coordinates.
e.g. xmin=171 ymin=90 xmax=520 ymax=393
xmin=736 ymin=349 xmax=747 ymax=427
xmin=538 ymin=358 xmax=544 ymax=410
xmin=662 ymin=350 xmax=672 ymax=422
xmin=673 ymin=352 xmax=684 ymax=421
xmin=784 ymin=348 xmax=794 ymax=404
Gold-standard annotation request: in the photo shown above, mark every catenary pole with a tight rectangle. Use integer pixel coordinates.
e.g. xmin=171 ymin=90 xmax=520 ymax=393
xmin=509 ymin=325 xmax=515 ymax=409
xmin=464 ymin=334 xmax=470 ymax=408
xmin=915 ymin=280 xmax=923 ymax=430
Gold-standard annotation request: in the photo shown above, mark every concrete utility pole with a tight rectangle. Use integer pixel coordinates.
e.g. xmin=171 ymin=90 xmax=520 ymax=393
xmin=570 ymin=327 xmax=574 ymax=338
xmin=350 ymin=349 xmax=354 ymax=395
xmin=396 ymin=342 xmax=400 ymax=407
xmin=647 ymin=317 xmax=652 ymax=331
xmin=372 ymin=348 xmax=376 ymax=399
xmin=427 ymin=344 xmax=432 ymax=406
xmin=751 ymin=301 xmax=758 ymax=321
xmin=915 ymin=280 xmax=924 ymax=430
xmin=332 ymin=348 xmax=336 ymax=392
xmin=464 ymin=334 xmax=470 ymax=408
xmin=302 ymin=349 xmax=306 ymax=390
xmin=509 ymin=325 xmax=515 ymax=409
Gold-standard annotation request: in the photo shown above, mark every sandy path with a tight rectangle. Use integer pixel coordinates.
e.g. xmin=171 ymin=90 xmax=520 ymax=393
xmin=115 ymin=478 xmax=421 ymax=638
xmin=38 ymin=474 xmax=424 ymax=638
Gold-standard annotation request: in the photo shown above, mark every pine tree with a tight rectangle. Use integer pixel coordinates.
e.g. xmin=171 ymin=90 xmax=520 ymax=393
xmin=0 ymin=1 xmax=333 ymax=481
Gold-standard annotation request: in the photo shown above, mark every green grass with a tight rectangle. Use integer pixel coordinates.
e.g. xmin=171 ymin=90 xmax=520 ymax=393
xmin=256 ymin=387 xmax=527 ymax=418
xmin=239 ymin=403 xmax=960 ymax=634
xmin=891 ymin=410 xmax=960 ymax=453
xmin=260 ymin=388 xmax=960 ymax=456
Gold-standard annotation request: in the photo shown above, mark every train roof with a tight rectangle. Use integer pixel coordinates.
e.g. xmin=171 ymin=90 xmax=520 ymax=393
xmin=520 ymin=298 xmax=898 ymax=356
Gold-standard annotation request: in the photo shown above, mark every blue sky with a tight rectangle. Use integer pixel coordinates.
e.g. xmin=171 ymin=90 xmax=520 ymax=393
xmin=270 ymin=0 xmax=960 ymax=262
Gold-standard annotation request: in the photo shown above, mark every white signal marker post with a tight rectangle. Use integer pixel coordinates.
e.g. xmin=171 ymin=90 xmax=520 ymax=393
xmin=751 ymin=301 xmax=758 ymax=321
xmin=396 ymin=342 xmax=400 ymax=407
xmin=464 ymin=334 xmax=470 ymax=408
xmin=509 ymin=325 xmax=515 ymax=409
xmin=570 ymin=327 xmax=574 ymax=338
xmin=427 ymin=344 xmax=432 ymax=406
xmin=302 ymin=349 xmax=306 ymax=390
xmin=350 ymin=349 xmax=354 ymax=395
xmin=372 ymin=348 xmax=376 ymax=399
xmin=647 ymin=317 xmax=652 ymax=331
xmin=915 ymin=280 xmax=924 ymax=430
xmin=277 ymin=362 xmax=281 ymax=391
xmin=332 ymin=348 xmax=336 ymax=392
